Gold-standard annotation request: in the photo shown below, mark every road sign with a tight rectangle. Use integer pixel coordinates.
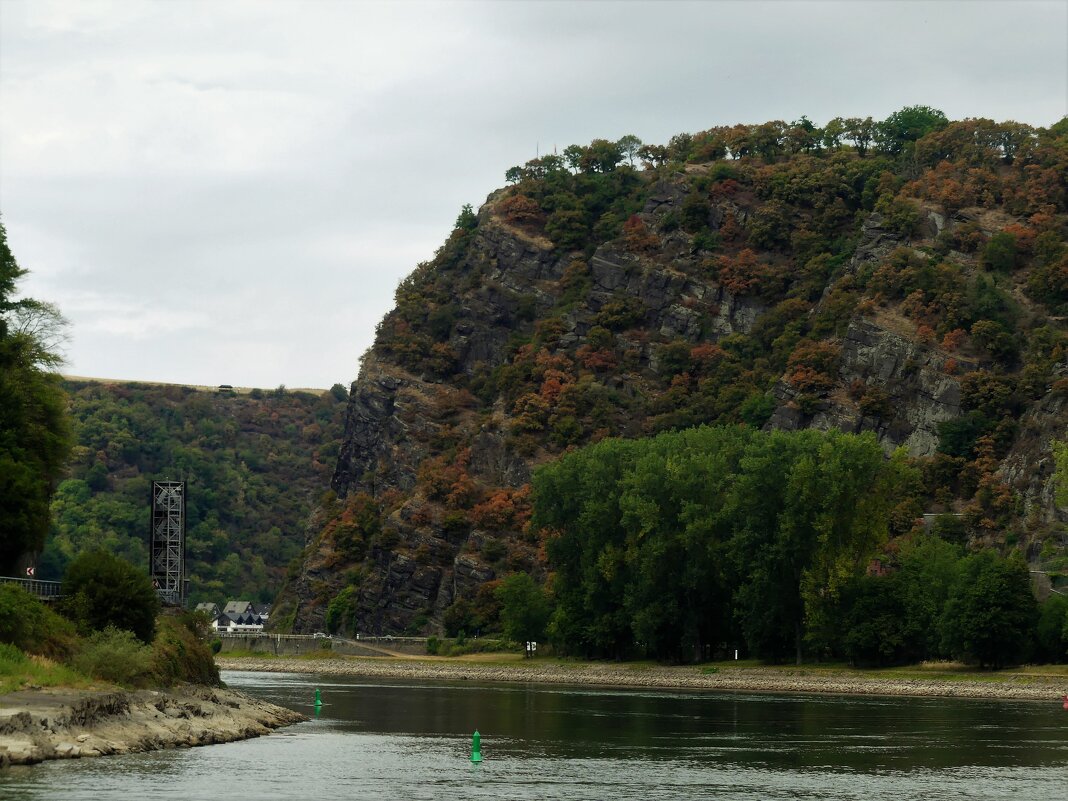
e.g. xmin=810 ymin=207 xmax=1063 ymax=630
xmin=25 ymin=566 xmax=35 ymax=577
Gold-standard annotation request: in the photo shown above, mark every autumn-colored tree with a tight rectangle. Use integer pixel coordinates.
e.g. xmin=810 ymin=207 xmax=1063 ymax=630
xmin=622 ymin=214 xmax=659 ymax=252
xmin=499 ymin=194 xmax=546 ymax=226
xmin=941 ymin=328 xmax=967 ymax=351
xmin=576 ymin=345 xmax=618 ymax=371
xmin=716 ymin=248 xmax=760 ymax=294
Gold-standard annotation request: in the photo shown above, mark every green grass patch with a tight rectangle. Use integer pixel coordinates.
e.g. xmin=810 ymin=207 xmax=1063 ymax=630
xmin=0 ymin=643 xmax=94 ymax=695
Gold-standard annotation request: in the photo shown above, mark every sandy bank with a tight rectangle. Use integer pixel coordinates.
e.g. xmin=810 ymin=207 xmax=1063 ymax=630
xmin=217 ymin=656 xmax=1068 ymax=702
xmin=0 ymin=684 xmax=305 ymax=767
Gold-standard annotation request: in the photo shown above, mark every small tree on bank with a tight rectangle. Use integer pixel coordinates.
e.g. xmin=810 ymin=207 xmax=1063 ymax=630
xmin=940 ymin=551 xmax=1037 ymax=668
xmin=61 ymin=549 xmax=160 ymax=644
xmin=496 ymin=572 xmax=551 ymax=645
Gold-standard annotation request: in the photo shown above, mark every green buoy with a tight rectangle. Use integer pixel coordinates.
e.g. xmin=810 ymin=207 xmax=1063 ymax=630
xmin=470 ymin=730 xmax=483 ymax=763
xmin=314 ymin=688 xmax=322 ymax=706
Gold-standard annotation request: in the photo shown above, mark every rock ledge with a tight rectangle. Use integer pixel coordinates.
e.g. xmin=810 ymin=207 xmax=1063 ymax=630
xmin=0 ymin=684 xmax=304 ymax=767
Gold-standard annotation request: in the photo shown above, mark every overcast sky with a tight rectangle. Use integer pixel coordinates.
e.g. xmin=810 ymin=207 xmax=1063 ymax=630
xmin=1 ymin=0 xmax=1065 ymax=389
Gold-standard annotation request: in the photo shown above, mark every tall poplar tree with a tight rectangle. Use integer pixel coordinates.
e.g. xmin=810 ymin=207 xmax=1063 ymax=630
xmin=0 ymin=219 xmax=71 ymax=574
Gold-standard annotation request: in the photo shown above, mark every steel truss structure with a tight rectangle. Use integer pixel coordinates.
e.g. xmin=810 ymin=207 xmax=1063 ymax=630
xmin=150 ymin=481 xmax=186 ymax=604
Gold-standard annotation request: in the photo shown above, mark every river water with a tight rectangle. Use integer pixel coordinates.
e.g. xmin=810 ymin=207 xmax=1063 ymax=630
xmin=2 ymin=670 xmax=1066 ymax=800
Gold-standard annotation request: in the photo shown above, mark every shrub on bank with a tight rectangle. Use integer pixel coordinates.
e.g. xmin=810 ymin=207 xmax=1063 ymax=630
xmin=0 ymin=587 xmax=219 ymax=691
xmin=150 ymin=615 xmax=221 ymax=687
xmin=0 ymin=584 xmax=78 ymax=661
xmin=72 ymin=627 xmax=154 ymax=686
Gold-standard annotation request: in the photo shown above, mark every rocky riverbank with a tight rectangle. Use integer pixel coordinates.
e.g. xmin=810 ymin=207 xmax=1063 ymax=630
xmin=217 ymin=656 xmax=1068 ymax=702
xmin=0 ymin=684 xmax=305 ymax=767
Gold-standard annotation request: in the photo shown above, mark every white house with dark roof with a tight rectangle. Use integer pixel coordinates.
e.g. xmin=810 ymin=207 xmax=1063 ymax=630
xmin=211 ymin=599 xmax=266 ymax=633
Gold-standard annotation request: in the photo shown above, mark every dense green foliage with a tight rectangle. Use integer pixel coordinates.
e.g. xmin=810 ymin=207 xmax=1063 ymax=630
xmin=533 ymin=428 xmax=1056 ymax=666
xmin=939 ymin=550 xmax=1037 ymax=668
xmin=60 ymin=549 xmax=161 ymax=644
xmin=70 ymin=626 xmax=155 ymax=685
xmin=495 ymin=572 xmax=551 ymax=643
xmin=534 ymin=426 xmax=913 ymax=662
xmin=0 ymin=583 xmax=220 ymax=690
xmin=0 ymin=583 xmax=78 ymax=661
xmin=45 ymin=380 xmax=347 ymax=603
xmin=0 ymin=220 xmax=71 ymax=573
xmin=149 ymin=614 xmax=221 ymax=686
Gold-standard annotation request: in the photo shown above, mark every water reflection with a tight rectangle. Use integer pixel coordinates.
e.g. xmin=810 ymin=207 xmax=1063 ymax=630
xmin=1 ymin=669 xmax=1065 ymax=801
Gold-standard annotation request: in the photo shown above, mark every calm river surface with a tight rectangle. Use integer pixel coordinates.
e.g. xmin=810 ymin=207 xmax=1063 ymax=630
xmin=2 ymin=669 xmax=1067 ymax=800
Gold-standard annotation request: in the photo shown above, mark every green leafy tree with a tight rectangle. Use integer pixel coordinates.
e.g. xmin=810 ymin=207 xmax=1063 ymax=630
xmin=1035 ymin=594 xmax=1068 ymax=662
xmin=877 ymin=105 xmax=949 ymax=155
xmin=837 ymin=573 xmax=909 ymax=666
xmin=60 ymin=549 xmax=160 ymax=644
xmin=981 ymin=232 xmax=1018 ymax=273
xmin=617 ymin=134 xmax=643 ymax=166
xmin=895 ymin=535 xmax=963 ymax=660
xmin=495 ymin=572 xmax=551 ymax=644
xmin=0 ymin=219 xmax=71 ymax=573
xmin=940 ymin=551 xmax=1036 ymax=668
xmin=843 ymin=117 xmax=876 ymax=157
xmin=454 ymin=204 xmax=478 ymax=232
xmin=443 ymin=597 xmax=478 ymax=637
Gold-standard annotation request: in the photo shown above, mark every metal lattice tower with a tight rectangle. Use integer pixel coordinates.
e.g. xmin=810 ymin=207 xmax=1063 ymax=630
xmin=150 ymin=481 xmax=186 ymax=605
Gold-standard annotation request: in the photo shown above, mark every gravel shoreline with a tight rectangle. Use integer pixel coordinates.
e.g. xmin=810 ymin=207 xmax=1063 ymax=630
xmin=0 ymin=684 xmax=305 ymax=767
xmin=217 ymin=656 xmax=1068 ymax=702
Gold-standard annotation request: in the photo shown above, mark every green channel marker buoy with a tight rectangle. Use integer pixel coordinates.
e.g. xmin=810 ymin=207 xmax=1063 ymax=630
xmin=314 ymin=688 xmax=322 ymax=706
xmin=470 ymin=730 xmax=483 ymax=763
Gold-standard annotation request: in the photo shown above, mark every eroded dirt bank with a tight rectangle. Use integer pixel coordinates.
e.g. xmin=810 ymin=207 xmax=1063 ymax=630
xmin=0 ymin=684 xmax=305 ymax=767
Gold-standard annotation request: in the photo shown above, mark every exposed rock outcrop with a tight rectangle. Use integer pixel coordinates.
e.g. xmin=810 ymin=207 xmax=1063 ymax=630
xmin=0 ymin=685 xmax=304 ymax=767
xmin=767 ymin=317 xmax=974 ymax=456
xmin=999 ymin=364 xmax=1068 ymax=527
xmin=278 ymin=160 xmax=1067 ymax=634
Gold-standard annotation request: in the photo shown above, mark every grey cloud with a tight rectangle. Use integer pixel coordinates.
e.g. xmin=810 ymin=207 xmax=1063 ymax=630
xmin=2 ymin=0 xmax=1065 ymax=387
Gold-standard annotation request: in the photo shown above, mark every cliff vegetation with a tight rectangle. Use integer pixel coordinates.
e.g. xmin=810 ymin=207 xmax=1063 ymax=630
xmin=242 ymin=109 xmax=1068 ymax=661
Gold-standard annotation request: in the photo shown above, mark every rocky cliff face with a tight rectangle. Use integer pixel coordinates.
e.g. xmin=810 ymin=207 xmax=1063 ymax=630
xmin=767 ymin=316 xmax=967 ymax=456
xmin=275 ymin=151 xmax=1067 ymax=634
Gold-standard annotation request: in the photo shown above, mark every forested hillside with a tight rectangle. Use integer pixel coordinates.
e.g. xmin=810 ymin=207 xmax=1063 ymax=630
xmin=42 ymin=380 xmax=348 ymax=604
xmin=274 ymin=108 xmax=1067 ymax=659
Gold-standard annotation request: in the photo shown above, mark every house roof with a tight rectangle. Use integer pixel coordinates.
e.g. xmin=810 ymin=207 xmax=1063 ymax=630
xmin=213 ymin=610 xmax=264 ymax=627
xmin=223 ymin=600 xmax=253 ymax=616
